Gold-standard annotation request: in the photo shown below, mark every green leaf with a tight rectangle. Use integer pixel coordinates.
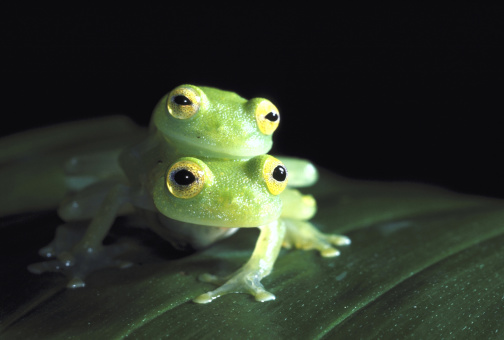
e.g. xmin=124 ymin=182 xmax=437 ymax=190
xmin=1 ymin=170 xmax=503 ymax=339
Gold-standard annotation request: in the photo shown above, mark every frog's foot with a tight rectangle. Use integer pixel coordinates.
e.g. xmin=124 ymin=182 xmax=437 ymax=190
xmin=37 ymin=222 xmax=88 ymax=259
xmin=194 ymin=221 xmax=284 ymax=304
xmin=28 ymin=241 xmax=135 ymax=288
xmin=28 ymin=224 xmax=137 ymax=288
xmin=282 ymin=219 xmax=351 ymax=257
xmin=193 ymin=269 xmax=275 ymax=304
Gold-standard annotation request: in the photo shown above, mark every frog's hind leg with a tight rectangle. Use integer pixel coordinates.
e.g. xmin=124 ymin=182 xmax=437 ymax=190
xmin=282 ymin=219 xmax=350 ymax=257
xmin=280 ymin=188 xmax=317 ymax=220
xmin=28 ymin=183 xmax=140 ymax=288
xmin=57 ymin=180 xmax=134 ymax=222
xmin=193 ymin=220 xmax=286 ymax=304
xmin=280 ymin=188 xmax=350 ymax=257
xmin=63 ymin=149 xmax=127 ymax=192
xmin=28 ymin=221 xmax=136 ymax=288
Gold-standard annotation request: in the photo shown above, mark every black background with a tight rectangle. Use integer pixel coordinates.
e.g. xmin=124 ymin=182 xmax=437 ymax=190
xmin=2 ymin=4 xmax=503 ymax=198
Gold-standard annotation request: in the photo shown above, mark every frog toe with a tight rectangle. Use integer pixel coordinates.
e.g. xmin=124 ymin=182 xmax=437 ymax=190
xmin=28 ymin=259 xmax=70 ymax=274
xmin=254 ymin=290 xmax=276 ymax=302
xmin=38 ymin=245 xmax=57 ymax=258
xmin=329 ymin=234 xmax=351 ymax=246
xmin=193 ymin=285 xmax=275 ymax=304
xmin=67 ymin=277 xmax=86 ymax=288
xmin=320 ymin=247 xmax=341 ymax=257
xmin=192 ymin=292 xmax=215 ymax=304
xmin=318 ymin=235 xmax=351 ymax=257
xmin=194 ymin=271 xmax=275 ymax=303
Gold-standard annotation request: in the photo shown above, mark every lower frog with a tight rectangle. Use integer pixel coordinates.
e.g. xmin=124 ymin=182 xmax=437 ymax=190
xmin=28 ymin=152 xmax=350 ymax=302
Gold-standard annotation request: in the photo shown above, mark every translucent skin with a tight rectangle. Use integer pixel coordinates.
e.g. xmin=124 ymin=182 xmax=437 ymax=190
xmin=35 ymin=136 xmax=350 ymax=302
xmin=152 ymin=156 xmax=283 ymax=228
xmin=10 ymin=85 xmax=350 ymax=303
xmin=151 ymin=84 xmax=279 ymax=159
xmin=149 ymin=84 xmax=318 ymax=187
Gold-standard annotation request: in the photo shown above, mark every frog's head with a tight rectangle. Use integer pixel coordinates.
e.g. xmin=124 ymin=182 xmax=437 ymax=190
xmin=152 ymin=155 xmax=288 ymax=227
xmin=151 ymin=84 xmax=280 ymax=158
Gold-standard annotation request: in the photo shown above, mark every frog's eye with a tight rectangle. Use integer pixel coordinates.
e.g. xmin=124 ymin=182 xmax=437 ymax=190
xmin=255 ymin=100 xmax=280 ymax=135
xmin=262 ymin=156 xmax=288 ymax=195
xmin=166 ymin=160 xmax=205 ymax=198
xmin=167 ymin=87 xmax=201 ymax=119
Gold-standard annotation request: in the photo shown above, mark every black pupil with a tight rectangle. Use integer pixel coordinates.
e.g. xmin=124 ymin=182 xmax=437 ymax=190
xmin=272 ymin=166 xmax=287 ymax=182
xmin=174 ymin=169 xmax=196 ymax=185
xmin=174 ymin=95 xmax=192 ymax=105
xmin=265 ymin=112 xmax=279 ymax=122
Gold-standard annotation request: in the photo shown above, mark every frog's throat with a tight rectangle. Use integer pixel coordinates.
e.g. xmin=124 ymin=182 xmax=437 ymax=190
xmin=163 ymin=135 xmax=261 ymax=159
xmin=153 ymin=213 xmax=240 ymax=250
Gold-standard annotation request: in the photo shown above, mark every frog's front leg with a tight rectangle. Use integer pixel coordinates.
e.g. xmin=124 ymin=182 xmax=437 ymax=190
xmin=193 ymin=220 xmax=286 ymax=303
xmin=28 ymin=183 xmax=137 ymax=288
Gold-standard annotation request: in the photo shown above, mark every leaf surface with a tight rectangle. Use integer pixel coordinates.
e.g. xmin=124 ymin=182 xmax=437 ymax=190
xmin=1 ymin=171 xmax=503 ymax=339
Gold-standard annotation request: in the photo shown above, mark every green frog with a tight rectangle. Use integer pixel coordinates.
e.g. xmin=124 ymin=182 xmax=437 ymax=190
xmin=3 ymin=84 xmax=349 ymax=302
